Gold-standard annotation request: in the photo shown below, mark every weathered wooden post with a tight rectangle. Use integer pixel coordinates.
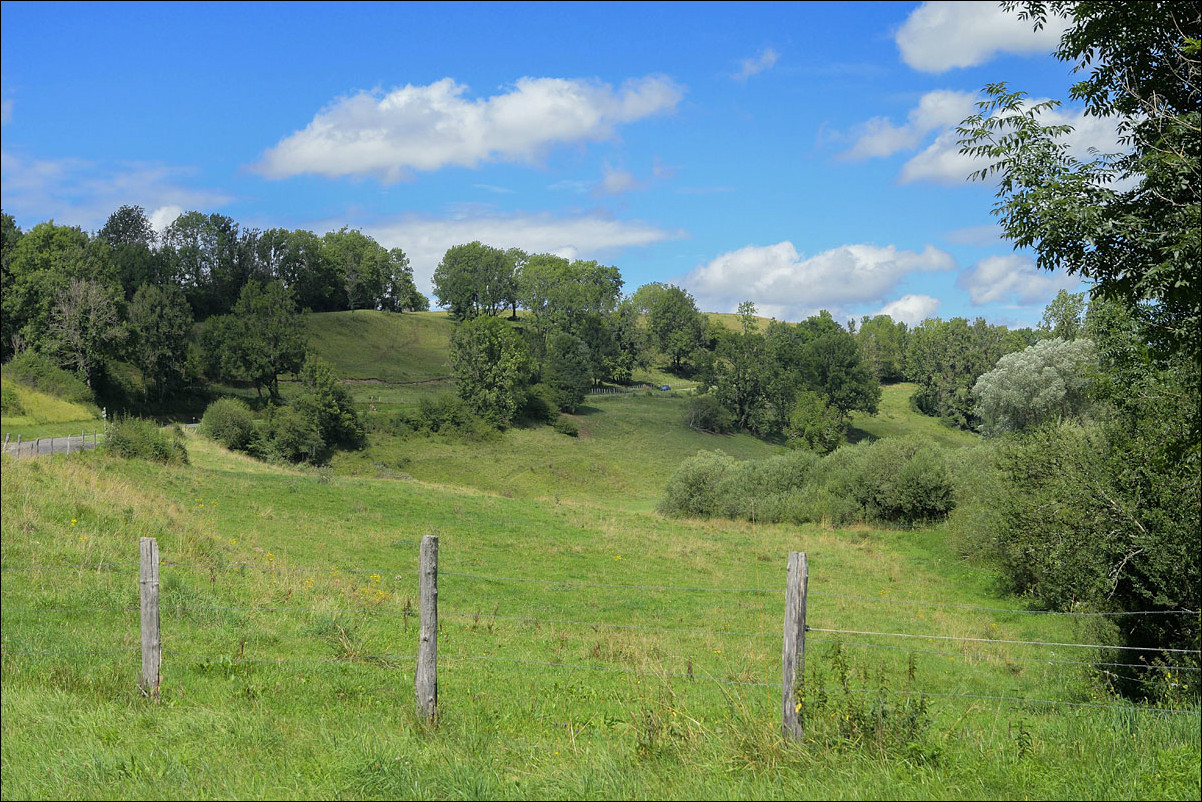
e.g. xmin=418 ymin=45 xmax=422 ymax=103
xmin=15 ymin=434 xmax=22 ymax=458
xmin=34 ymin=438 xmax=41 ymax=457
xmin=139 ymin=537 xmax=161 ymax=698
xmin=416 ymin=534 xmax=439 ymax=724
xmin=781 ymin=551 xmax=808 ymax=740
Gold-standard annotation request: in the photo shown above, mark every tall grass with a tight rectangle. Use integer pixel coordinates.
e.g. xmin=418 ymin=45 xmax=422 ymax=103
xmin=2 ymin=431 xmax=1197 ymax=799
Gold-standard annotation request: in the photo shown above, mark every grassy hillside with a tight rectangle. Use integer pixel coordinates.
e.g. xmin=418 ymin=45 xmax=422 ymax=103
xmin=3 ymin=312 xmax=1196 ymax=799
xmin=1 ymin=375 xmax=102 ymax=438
xmin=340 ymin=392 xmax=780 ymax=512
xmin=849 ymin=383 xmax=980 ymax=449
xmin=303 ymin=310 xmax=454 ymax=383
xmin=2 ymin=435 xmax=1197 ymax=799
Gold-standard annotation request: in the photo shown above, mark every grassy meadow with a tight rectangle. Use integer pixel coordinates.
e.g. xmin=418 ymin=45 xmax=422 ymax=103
xmin=2 ymin=311 xmax=1199 ymax=800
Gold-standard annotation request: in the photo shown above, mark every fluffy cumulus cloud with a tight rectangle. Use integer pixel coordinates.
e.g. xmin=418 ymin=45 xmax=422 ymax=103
xmin=895 ymin=1 xmax=1069 ymax=73
xmin=957 ymin=253 xmax=1083 ymax=306
xmin=254 ymin=75 xmax=684 ymax=182
xmin=681 ymin=241 xmax=955 ymax=321
xmin=733 ymin=48 xmax=780 ymax=82
xmin=355 ymin=211 xmax=686 ymax=297
xmin=875 ymin=294 xmax=941 ymax=326
xmin=0 ymin=150 xmax=230 ymax=231
xmin=841 ymin=90 xmax=979 ymax=161
xmin=842 ymin=90 xmax=1127 ymax=186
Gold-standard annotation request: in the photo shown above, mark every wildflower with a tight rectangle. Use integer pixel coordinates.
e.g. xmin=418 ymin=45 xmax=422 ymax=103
xmin=70 ymin=518 xmax=77 ymax=527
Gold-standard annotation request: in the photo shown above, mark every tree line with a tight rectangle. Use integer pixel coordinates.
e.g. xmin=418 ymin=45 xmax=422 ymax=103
xmin=1 ymin=206 xmax=429 ymax=405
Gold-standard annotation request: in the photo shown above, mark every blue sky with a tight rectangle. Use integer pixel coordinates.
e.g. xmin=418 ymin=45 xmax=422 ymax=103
xmin=2 ymin=1 xmax=1111 ymax=327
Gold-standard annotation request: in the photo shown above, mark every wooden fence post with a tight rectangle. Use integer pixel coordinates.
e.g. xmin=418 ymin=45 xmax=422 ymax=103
xmin=416 ymin=534 xmax=439 ymax=724
xmin=781 ymin=551 xmax=808 ymax=740
xmin=139 ymin=537 xmax=161 ymax=698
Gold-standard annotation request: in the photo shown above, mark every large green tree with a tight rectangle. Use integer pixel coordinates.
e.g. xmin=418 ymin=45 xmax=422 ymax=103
xmin=433 ymin=241 xmax=513 ymax=320
xmin=958 ymin=1 xmax=1200 ymax=686
xmin=47 ymin=278 xmax=127 ymax=391
xmin=128 ymin=283 xmax=195 ymax=403
xmin=448 ymin=316 xmax=532 ymax=425
xmin=958 ymin=1 xmax=1200 ymax=361
xmin=634 ymin=283 xmax=705 ymax=372
xmin=201 ymin=281 xmax=306 ymax=400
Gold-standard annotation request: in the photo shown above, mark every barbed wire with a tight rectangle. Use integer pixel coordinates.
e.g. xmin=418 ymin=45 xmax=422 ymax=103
xmin=826 ymin=686 xmax=1201 ymax=716
xmin=441 ymin=652 xmax=775 ymax=689
xmin=814 ymin=590 xmax=1199 ymax=617
xmin=809 ymin=636 xmax=1202 ymax=673
xmin=441 ymin=570 xmax=776 ymax=594
xmin=3 ymin=562 xmax=1196 ymax=620
xmin=809 ymin=626 xmax=1202 ymax=654
xmin=6 ymin=603 xmax=1198 ymax=665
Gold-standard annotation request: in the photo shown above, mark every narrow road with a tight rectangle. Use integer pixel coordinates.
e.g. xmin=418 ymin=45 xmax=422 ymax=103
xmin=3 ymin=432 xmax=104 ymax=459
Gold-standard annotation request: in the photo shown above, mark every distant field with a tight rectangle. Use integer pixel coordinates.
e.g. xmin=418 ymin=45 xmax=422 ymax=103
xmin=1 ymin=375 xmax=101 ymax=438
xmin=340 ymin=392 xmax=778 ymax=512
xmin=849 ymin=382 xmax=980 ymax=449
xmin=304 ymin=310 xmax=453 ymax=383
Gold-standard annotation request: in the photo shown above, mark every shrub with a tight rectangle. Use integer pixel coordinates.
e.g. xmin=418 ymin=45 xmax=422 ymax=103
xmin=200 ymin=398 xmax=256 ymax=451
xmin=659 ymin=438 xmax=956 ymax=526
xmin=519 ymin=383 xmax=560 ymax=425
xmin=849 ymin=436 xmax=956 ymax=524
xmin=3 ymin=350 xmax=94 ymax=406
xmin=1 ymin=383 xmax=23 ymax=415
xmin=295 ymin=355 xmax=365 ymax=450
xmin=657 ymin=450 xmax=738 ymax=518
xmin=105 ymin=417 xmax=188 ymax=464
xmin=255 ymin=405 xmax=324 ymax=464
xmin=714 ymin=450 xmax=819 ymax=520
xmin=393 ymin=393 xmax=495 ymax=440
xmin=684 ymin=393 xmax=734 ymax=434
xmin=786 ymin=390 xmax=845 ymax=454
xmin=552 ymin=417 xmax=579 ymax=437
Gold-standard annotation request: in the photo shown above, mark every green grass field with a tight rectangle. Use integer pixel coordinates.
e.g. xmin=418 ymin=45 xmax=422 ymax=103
xmin=1 ymin=375 xmax=102 ymax=439
xmin=2 ymin=312 xmax=1198 ymax=800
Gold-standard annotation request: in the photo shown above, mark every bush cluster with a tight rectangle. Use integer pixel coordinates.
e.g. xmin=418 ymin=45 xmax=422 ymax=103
xmin=200 ymin=398 xmax=255 ymax=450
xmin=3 ymin=350 xmax=95 ymax=407
xmin=390 ymin=393 xmax=496 ymax=440
xmin=1 ymin=383 xmax=24 ymax=415
xmin=105 ymin=417 xmax=188 ymax=464
xmin=196 ymin=356 xmax=366 ymax=465
xmin=658 ymin=436 xmax=956 ymax=527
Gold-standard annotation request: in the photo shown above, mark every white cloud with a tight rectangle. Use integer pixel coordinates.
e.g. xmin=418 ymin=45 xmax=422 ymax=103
xmin=733 ymin=48 xmax=780 ymax=82
xmin=594 ymin=164 xmax=642 ymax=196
xmin=840 ymin=89 xmax=1128 ymax=186
xmin=842 ymin=90 xmax=979 ymax=160
xmin=349 ymin=211 xmax=686 ymax=299
xmin=900 ymin=101 xmax=1127 ymax=185
xmin=875 ymin=294 xmax=941 ymax=326
xmin=957 ymin=253 xmax=1082 ymax=306
xmin=895 ymin=1 xmax=1069 ymax=73
xmin=0 ymin=149 xmax=231 ymax=231
xmin=681 ymin=241 xmax=955 ymax=321
xmin=148 ymin=205 xmax=185 ymax=233
xmin=254 ymin=75 xmax=684 ymax=182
